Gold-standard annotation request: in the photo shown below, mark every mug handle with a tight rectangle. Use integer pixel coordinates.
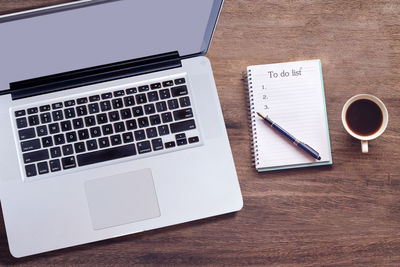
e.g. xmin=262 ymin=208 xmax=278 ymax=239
xmin=361 ymin=140 xmax=368 ymax=153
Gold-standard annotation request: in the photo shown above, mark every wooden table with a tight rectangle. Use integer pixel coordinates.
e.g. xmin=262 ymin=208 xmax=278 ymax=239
xmin=1 ymin=0 xmax=399 ymax=265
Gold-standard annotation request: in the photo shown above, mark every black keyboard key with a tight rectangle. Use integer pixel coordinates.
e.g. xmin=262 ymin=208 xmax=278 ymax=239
xmin=156 ymin=101 xmax=167 ymax=112
xmin=27 ymin=107 xmax=38 ymax=114
xmin=29 ymin=115 xmax=40 ymax=126
xmin=64 ymin=100 xmax=75 ymax=107
xmin=60 ymin=120 xmax=72 ymax=132
xmin=64 ymin=108 xmax=76 ymax=119
xmin=179 ymin=96 xmax=191 ymax=107
xmin=151 ymin=138 xmax=164 ymax=151
xmin=110 ymin=135 xmax=122 ymax=146
xmin=76 ymin=105 xmax=88 ymax=116
xmin=167 ymin=99 xmax=179 ymax=110
xmin=19 ymin=128 xmax=36 ymax=140
xmin=72 ymin=118 xmax=84 ymax=129
xmin=149 ymin=115 xmax=161 ymax=125
xmin=88 ymin=103 xmax=100 ymax=114
xmin=165 ymin=141 xmax=176 ymax=148
xmin=173 ymin=108 xmax=193 ymax=121
xmin=134 ymin=130 xmax=146 ymax=141
xmin=50 ymin=147 xmax=62 ymax=158
xmin=161 ymin=112 xmax=173 ymax=123
xmin=144 ymin=103 xmax=156 ymax=115
xmin=138 ymin=117 xmax=149 ymax=128
xmin=126 ymin=119 xmax=137 ymax=130
xmin=62 ymin=145 xmax=74 ymax=156
xmin=54 ymin=134 xmax=65 ymax=145
xmin=62 ymin=156 xmax=76 ymax=169
xmin=158 ymin=125 xmax=170 ymax=136
xmin=132 ymin=106 xmax=144 ymax=117
xmin=136 ymin=93 xmax=147 ymax=104
xmin=114 ymin=90 xmax=125 ymax=97
xmin=98 ymin=137 xmax=110 ymax=148
xmin=74 ymin=142 xmax=86 ymax=153
xmin=52 ymin=110 xmax=64 ymax=121
xmin=147 ymin=91 xmax=159 ymax=102
xmin=49 ymin=159 xmax=61 ymax=172
xmin=37 ymin=161 xmax=49 ymax=175
xmin=101 ymin=93 xmax=112 ymax=99
xmin=170 ymin=119 xmax=196 ymax=133
xmin=159 ymin=89 xmax=171 ymax=99
xmin=112 ymin=98 xmax=124 ymax=109
xmin=77 ymin=144 xmax=137 ymax=167
xmin=40 ymin=112 xmax=52 ymax=124
xmin=120 ymin=108 xmax=132 ymax=120
xmin=174 ymin=78 xmax=186 ymax=85
xmin=114 ymin=122 xmax=125 ymax=133
xmin=89 ymin=95 xmax=100 ymax=102
xmin=78 ymin=129 xmax=90 ymax=140
xmin=40 ymin=105 xmax=51 ymax=112
xmin=146 ymin=127 xmax=158 ymax=138
xmin=100 ymin=100 xmax=112 ymax=112
xmin=36 ymin=125 xmax=48 ymax=137
xmin=52 ymin=102 xmax=63 ymax=109
xmin=171 ymin=85 xmax=188 ymax=97
xmin=150 ymin=83 xmax=162 ymax=90
xmin=66 ymin=131 xmax=78 ymax=143
xmin=96 ymin=113 xmax=108 ymax=124
xmin=16 ymin=117 xmax=28 ymax=129
xmin=176 ymin=133 xmax=188 ymax=146
xmin=90 ymin=126 xmax=102 ymax=138
xmin=124 ymin=96 xmax=135 ymax=107
xmin=21 ymin=139 xmax=41 ymax=152
xmin=49 ymin=123 xmax=60 ymax=134
xmin=86 ymin=140 xmax=98 ymax=151
xmin=137 ymin=141 xmax=152 ymax=154
xmin=85 ymin=116 xmax=96 ymax=127
xmin=62 ymin=144 xmax=74 ymax=156
xmin=15 ymin=110 xmax=26 ymax=117
xmin=162 ymin=80 xmax=174 ymax=87
xmin=188 ymin=136 xmax=200 ymax=143
xmin=102 ymin=124 xmax=114 ymax=135
xmin=138 ymin=85 xmax=149 ymax=92
xmin=122 ymin=132 xmax=134 ymax=143
xmin=42 ymin=136 xmax=53 ymax=148
xmin=77 ymin=97 xmax=88 ymax=104
xmin=25 ymin=164 xmax=37 ymax=177
xmin=23 ymin=149 xmax=49 ymax=164
xmin=108 ymin=111 xmax=120 ymax=122
xmin=126 ymin=88 xmax=137 ymax=94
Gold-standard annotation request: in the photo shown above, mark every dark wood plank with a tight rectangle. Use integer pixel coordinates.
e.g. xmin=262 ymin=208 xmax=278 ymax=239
xmin=0 ymin=0 xmax=399 ymax=265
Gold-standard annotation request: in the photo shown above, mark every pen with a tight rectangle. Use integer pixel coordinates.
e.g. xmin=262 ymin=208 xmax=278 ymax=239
xmin=256 ymin=112 xmax=321 ymax=160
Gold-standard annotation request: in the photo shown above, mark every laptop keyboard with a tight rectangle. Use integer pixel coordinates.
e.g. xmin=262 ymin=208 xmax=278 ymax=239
xmin=13 ymin=76 xmax=201 ymax=179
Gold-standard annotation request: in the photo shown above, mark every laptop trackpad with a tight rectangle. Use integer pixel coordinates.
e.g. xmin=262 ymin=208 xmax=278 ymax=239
xmin=84 ymin=168 xmax=160 ymax=230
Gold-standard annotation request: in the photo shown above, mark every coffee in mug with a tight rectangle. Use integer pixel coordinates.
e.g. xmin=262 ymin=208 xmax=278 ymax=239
xmin=342 ymin=94 xmax=388 ymax=153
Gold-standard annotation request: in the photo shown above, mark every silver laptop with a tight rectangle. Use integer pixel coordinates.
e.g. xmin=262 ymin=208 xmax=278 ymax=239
xmin=0 ymin=0 xmax=242 ymax=257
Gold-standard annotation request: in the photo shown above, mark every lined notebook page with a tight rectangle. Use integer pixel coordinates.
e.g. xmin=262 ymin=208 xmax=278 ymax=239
xmin=247 ymin=60 xmax=331 ymax=170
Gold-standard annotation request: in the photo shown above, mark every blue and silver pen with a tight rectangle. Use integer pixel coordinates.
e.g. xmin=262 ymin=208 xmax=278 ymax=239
xmin=256 ymin=112 xmax=321 ymax=160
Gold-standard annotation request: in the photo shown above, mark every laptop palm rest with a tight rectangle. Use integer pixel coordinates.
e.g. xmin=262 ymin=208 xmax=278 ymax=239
xmin=84 ymin=168 xmax=161 ymax=230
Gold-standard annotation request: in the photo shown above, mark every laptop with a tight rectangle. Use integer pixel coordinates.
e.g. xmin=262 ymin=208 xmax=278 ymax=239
xmin=0 ymin=0 xmax=242 ymax=257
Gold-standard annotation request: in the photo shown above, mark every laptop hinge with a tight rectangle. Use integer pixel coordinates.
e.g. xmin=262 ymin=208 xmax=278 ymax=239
xmin=9 ymin=51 xmax=182 ymax=100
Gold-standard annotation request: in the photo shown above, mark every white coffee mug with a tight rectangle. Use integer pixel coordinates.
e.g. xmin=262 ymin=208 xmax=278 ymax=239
xmin=341 ymin=94 xmax=388 ymax=153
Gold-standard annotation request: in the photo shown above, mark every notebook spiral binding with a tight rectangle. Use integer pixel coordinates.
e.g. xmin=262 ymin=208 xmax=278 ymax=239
xmin=242 ymin=70 xmax=259 ymax=168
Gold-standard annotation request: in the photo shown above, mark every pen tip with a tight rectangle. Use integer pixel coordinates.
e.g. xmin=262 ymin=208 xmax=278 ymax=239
xmin=317 ymin=156 xmax=321 ymax=160
xmin=256 ymin=112 xmax=264 ymax=118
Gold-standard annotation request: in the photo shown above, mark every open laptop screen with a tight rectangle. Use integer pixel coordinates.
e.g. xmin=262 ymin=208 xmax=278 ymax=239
xmin=0 ymin=0 xmax=223 ymax=91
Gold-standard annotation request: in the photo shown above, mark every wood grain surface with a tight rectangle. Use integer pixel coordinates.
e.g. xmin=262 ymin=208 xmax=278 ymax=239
xmin=0 ymin=0 xmax=400 ymax=265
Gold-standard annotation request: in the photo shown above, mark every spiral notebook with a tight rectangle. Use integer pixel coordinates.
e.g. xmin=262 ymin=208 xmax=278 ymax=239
xmin=245 ymin=59 xmax=332 ymax=172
